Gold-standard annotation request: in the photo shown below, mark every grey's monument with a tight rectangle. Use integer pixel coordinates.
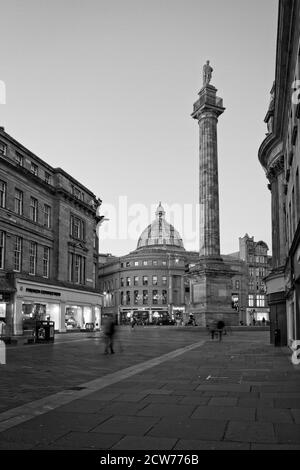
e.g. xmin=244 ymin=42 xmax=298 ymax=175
xmin=189 ymin=61 xmax=238 ymax=326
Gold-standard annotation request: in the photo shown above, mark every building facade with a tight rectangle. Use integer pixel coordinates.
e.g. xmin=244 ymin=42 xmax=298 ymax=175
xmin=0 ymin=127 xmax=103 ymax=335
xmin=99 ymin=204 xmax=191 ymax=325
xmin=99 ymin=204 xmax=270 ymax=327
xmin=258 ymin=0 xmax=300 ymax=346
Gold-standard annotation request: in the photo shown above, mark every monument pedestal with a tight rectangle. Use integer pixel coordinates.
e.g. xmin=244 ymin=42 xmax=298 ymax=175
xmin=188 ymin=257 xmax=239 ymax=326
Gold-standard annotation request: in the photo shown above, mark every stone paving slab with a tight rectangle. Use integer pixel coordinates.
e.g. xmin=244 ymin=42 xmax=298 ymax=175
xmin=0 ymin=330 xmax=300 ymax=450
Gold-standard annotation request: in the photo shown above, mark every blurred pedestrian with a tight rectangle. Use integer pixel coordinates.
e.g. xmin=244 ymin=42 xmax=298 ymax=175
xmin=102 ymin=314 xmax=115 ymax=354
xmin=217 ymin=319 xmax=225 ymax=341
xmin=209 ymin=320 xmax=217 ymax=340
xmin=262 ymin=317 xmax=266 ymax=326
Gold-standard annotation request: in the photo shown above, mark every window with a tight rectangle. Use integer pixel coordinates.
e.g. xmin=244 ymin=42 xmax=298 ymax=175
xmin=152 ymin=275 xmax=158 ymax=286
xmin=120 ymin=291 xmax=124 ymax=305
xmin=44 ymin=171 xmax=51 ymax=184
xmin=255 ymin=268 xmax=260 ymax=277
xmin=152 ymin=290 xmax=158 ymax=304
xmin=249 ymin=280 xmax=254 ymax=291
xmin=256 ymin=295 xmax=265 ymax=307
xmin=120 ymin=262 xmax=124 ymax=268
xmin=70 ymin=215 xmax=85 ymax=240
xmin=43 ymin=247 xmax=50 ymax=278
xmin=29 ymin=242 xmax=37 ymax=275
xmin=14 ymin=236 xmax=22 ymax=272
xmin=249 ymin=267 xmax=254 ymax=277
xmin=0 ymin=231 xmax=4 ymax=269
xmin=30 ymin=197 xmax=38 ymax=222
xmin=153 ymin=260 xmax=158 ymax=266
xmin=120 ymin=278 xmax=124 ymax=287
xmin=15 ymin=153 xmax=23 ymax=166
xmin=248 ymin=294 xmax=254 ymax=307
xmin=143 ymin=260 xmax=148 ymax=266
xmin=134 ymin=276 xmax=139 ymax=286
xmin=30 ymin=162 xmax=38 ymax=176
xmin=162 ymin=290 xmax=167 ymax=304
xmin=0 ymin=180 xmax=6 ymax=208
xmin=126 ymin=261 xmax=131 ymax=267
xmin=126 ymin=291 xmax=130 ymax=305
xmin=162 ymin=261 xmax=167 ymax=266
xmin=44 ymin=204 xmax=51 ymax=228
xmin=134 ymin=290 xmax=139 ymax=305
xmin=134 ymin=261 xmax=139 ymax=266
xmin=69 ymin=253 xmax=85 ymax=284
xmin=235 ymin=280 xmax=240 ymax=289
xmin=162 ymin=276 xmax=167 ymax=286
xmin=259 ymin=267 xmax=265 ymax=277
xmin=14 ymin=189 xmax=23 ymax=215
xmin=126 ymin=277 xmax=131 ymax=287
xmin=143 ymin=290 xmax=148 ymax=305
xmin=0 ymin=142 xmax=7 ymax=156
xmin=248 ymin=255 xmax=253 ymax=263
xmin=143 ymin=276 xmax=148 ymax=286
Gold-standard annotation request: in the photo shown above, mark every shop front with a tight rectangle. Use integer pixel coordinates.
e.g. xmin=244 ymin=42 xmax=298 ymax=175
xmin=14 ymin=279 xmax=102 ymax=335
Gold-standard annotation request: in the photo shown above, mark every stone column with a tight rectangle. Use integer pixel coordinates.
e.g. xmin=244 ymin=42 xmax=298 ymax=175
xmin=192 ymin=84 xmax=225 ymax=258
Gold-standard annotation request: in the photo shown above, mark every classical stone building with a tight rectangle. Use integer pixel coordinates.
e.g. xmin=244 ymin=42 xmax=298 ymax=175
xmin=0 ymin=127 xmax=103 ymax=335
xmin=225 ymin=234 xmax=272 ymax=325
xmin=258 ymin=0 xmax=300 ymax=346
xmin=99 ymin=203 xmax=269 ymax=327
xmin=99 ymin=203 xmax=192 ymax=325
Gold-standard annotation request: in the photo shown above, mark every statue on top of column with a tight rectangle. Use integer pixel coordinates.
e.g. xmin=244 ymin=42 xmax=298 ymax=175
xmin=203 ymin=60 xmax=213 ymax=86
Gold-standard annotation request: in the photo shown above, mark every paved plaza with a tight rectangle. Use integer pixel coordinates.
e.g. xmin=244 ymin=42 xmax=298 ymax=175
xmin=0 ymin=327 xmax=299 ymax=450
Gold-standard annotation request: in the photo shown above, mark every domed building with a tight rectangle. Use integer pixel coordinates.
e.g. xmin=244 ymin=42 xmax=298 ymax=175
xmin=99 ymin=203 xmax=197 ymax=325
xmin=98 ymin=204 xmax=271 ymax=327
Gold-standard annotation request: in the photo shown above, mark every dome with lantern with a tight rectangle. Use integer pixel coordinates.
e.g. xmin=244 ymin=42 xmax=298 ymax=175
xmin=136 ymin=202 xmax=185 ymax=250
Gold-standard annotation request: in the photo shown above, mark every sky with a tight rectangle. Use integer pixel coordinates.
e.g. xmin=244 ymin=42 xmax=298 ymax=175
xmin=0 ymin=0 xmax=278 ymax=256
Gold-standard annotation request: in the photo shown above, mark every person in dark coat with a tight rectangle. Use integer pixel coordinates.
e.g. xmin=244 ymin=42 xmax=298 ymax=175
xmin=217 ymin=320 xmax=225 ymax=341
xmin=102 ymin=315 xmax=115 ymax=354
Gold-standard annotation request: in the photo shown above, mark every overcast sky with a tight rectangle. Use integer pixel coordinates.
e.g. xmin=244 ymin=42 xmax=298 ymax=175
xmin=0 ymin=0 xmax=278 ymax=256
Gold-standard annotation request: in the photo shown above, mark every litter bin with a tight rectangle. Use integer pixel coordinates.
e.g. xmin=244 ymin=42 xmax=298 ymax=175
xmin=274 ymin=328 xmax=281 ymax=347
xmin=36 ymin=321 xmax=55 ymax=343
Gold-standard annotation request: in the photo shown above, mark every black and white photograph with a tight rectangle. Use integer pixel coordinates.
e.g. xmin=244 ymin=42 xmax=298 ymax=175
xmin=0 ymin=0 xmax=299 ymax=461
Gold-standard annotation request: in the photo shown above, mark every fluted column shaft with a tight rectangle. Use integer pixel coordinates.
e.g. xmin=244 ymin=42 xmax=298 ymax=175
xmin=198 ymin=110 xmax=220 ymax=257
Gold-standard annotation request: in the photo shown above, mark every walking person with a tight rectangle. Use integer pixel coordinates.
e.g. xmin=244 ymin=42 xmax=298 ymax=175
xmin=209 ymin=320 xmax=217 ymax=340
xmin=217 ymin=319 xmax=225 ymax=341
xmin=102 ymin=314 xmax=115 ymax=354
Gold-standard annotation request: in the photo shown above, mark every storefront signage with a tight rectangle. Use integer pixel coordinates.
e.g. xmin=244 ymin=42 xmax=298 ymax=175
xmin=25 ymin=288 xmax=61 ymax=296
